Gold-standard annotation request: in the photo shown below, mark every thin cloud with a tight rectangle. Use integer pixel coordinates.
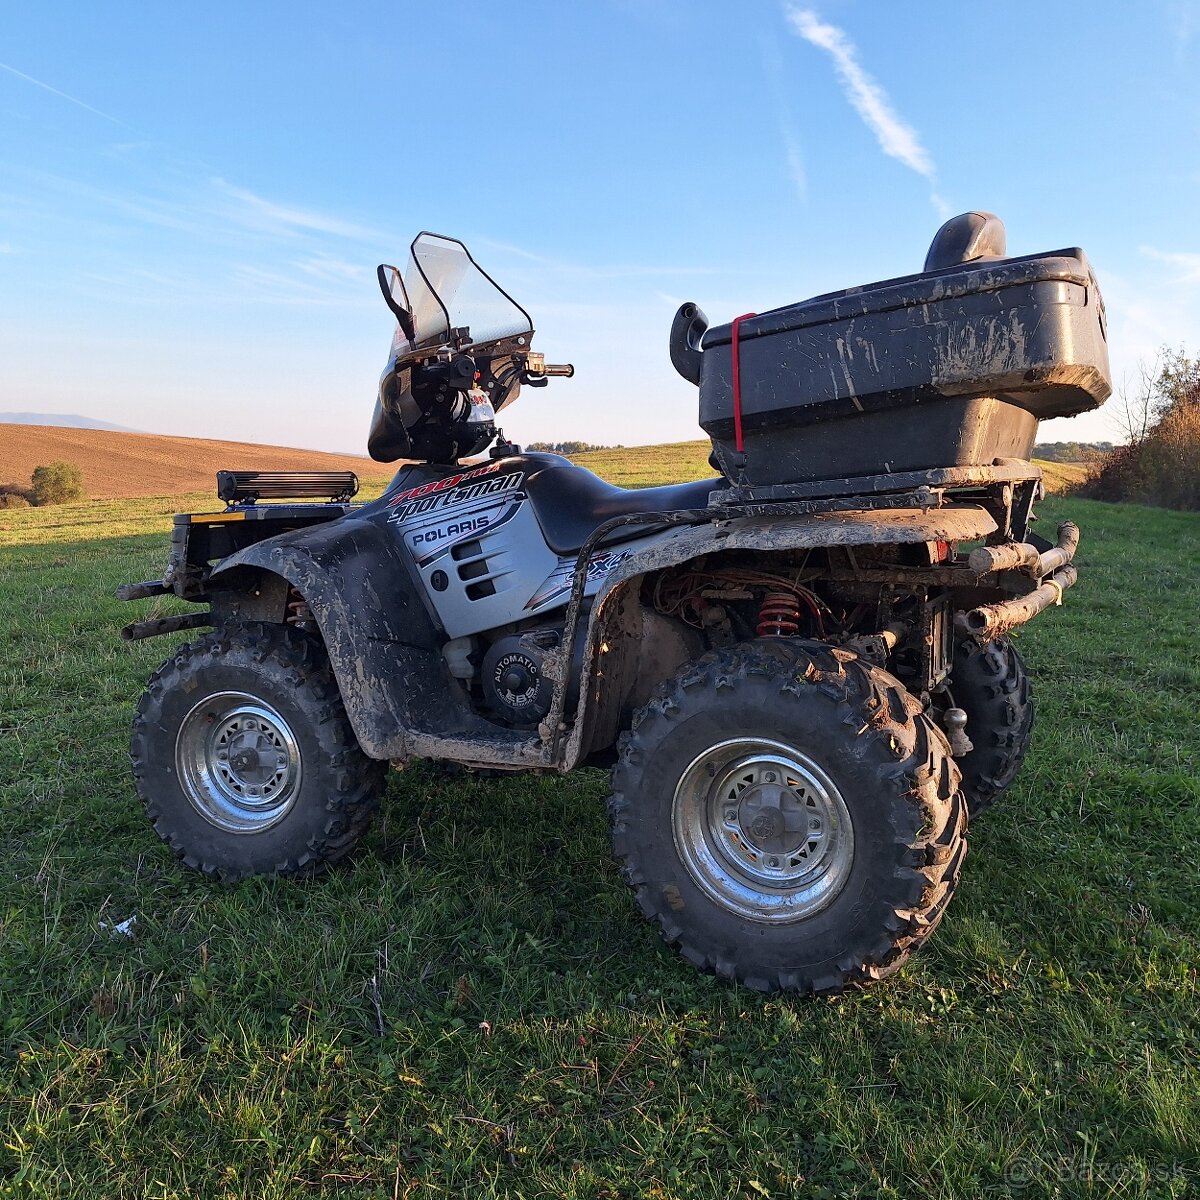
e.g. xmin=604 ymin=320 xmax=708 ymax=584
xmin=785 ymin=6 xmax=940 ymax=196
xmin=0 ymin=61 xmax=129 ymax=127
xmin=294 ymin=254 xmax=369 ymax=282
xmin=1141 ymin=244 xmax=1200 ymax=282
xmin=782 ymin=130 xmax=807 ymax=200
xmin=225 ymin=262 xmax=376 ymax=308
xmin=759 ymin=35 xmax=807 ymax=201
xmin=1166 ymin=1 xmax=1198 ymax=53
xmin=477 ymin=237 xmax=718 ymax=280
xmin=928 ymin=190 xmax=954 ymax=221
xmin=0 ymin=242 xmax=13 ymax=254
xmin=213 ymin=180 xmax=382 ymax=241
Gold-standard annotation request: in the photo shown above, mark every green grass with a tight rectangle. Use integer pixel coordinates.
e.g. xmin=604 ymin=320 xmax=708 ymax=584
xmin=567 ymin=442 xmax=716 ymax=488
xmin=566 ymin=441 xmax=1085 ymax=494
xmin=2 ymin=479 xmax=1199 ymax=1197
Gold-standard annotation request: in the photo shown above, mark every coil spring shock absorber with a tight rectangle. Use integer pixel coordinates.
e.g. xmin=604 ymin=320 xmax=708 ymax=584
xmin=756 ymin=591 xmax=802 ymax=637
xmin=286 ymin=587 xmax=314 ymax=627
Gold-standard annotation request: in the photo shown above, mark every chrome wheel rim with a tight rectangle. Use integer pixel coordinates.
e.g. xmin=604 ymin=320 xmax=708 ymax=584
xmin=175 ymin=691 xmax=302 ymax=834
xmin=672 ymin=737 xmax=855 ymax=924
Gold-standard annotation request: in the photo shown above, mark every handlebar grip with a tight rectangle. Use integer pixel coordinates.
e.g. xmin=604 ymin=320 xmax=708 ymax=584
xmin=541 ymin=363 xmax=574 ymax=377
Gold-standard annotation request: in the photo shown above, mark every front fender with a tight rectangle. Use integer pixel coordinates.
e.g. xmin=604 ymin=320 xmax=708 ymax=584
xmin=210 ymin=516 xmax=450 ymax=759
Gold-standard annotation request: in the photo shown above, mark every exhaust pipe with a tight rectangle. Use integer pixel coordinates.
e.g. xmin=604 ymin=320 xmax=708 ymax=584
xmin=121 ymin=612 xmax=213 ymax=642
xmin=968 ymin=521 xmax=1079 ymax=578
xmin=959 ymin=565 xmax=1078 ymax=639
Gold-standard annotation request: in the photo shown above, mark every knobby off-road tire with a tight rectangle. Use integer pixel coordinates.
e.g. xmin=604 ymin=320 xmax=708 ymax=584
xmin=132 ymin=622 xmax=386 ymax=880
xmin=951 ymin=637 xmax=1034 ymax=816
xmin=609 ymin=640 xmax=967 ymax=995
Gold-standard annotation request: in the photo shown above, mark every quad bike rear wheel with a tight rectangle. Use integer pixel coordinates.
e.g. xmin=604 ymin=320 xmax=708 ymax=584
xmin=950 ymin=637 xmax=1034 ymax=816
xmin=609 ymin=640 xmax=967 ymax=994
xmin=131 ymin=622 xmax=385 ymax=880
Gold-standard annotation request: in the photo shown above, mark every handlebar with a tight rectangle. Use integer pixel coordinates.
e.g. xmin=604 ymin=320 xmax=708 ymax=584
xmin=520 ymin=352 xmax=574 ymax=384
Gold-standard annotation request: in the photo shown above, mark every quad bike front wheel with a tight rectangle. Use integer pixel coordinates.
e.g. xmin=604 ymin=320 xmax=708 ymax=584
xmin=609 ymin=640 xmax=967 ymax=994
xmin=131 ymin=622 xmax=385 ymax=880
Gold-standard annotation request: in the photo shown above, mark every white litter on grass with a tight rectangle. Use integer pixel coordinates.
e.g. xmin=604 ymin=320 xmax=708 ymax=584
xmin=99 ymin=914 xmax=138 ymax=939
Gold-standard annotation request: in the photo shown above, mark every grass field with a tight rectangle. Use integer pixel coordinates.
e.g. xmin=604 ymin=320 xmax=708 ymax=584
xmin=566 ymin=441 xmax=1090 ymax=495
xmin=1 ymin=461 xmax=1198 ymax=1197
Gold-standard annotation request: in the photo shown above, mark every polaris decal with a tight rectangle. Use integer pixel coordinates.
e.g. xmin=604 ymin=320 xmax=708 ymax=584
xmin=388 ymin=470 xmax=525 ymax=523
xmin=526 ymin=548 xmax=637 ymax=611
xmin=400 ymin=492 xmax=523 ymax=566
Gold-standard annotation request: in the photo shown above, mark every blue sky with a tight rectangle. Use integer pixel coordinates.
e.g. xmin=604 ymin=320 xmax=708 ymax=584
xmin=2 ymin=1 xmax=1198 ymax=454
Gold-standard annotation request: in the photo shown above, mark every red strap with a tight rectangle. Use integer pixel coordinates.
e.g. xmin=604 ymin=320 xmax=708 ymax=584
xmin=730 ymin=312 xmax=756 ymax=453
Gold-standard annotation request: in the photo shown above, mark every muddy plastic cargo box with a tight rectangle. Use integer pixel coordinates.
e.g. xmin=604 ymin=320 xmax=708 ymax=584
xmin=697 ymin=248 xmax=1111 ymax=486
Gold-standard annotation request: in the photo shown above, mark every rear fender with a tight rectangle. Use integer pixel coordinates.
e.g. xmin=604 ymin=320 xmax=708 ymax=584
xmin=561 ymin=505 xmax=998 ymax=768
xmin=209 ymin=518 xmax=454 ymax=759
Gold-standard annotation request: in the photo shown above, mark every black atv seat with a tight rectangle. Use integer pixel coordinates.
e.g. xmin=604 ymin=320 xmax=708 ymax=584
xmin=521 ymin=454 xmax=719 ymax=556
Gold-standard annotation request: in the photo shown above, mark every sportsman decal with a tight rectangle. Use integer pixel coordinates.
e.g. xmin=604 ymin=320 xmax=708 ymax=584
xmin=388 ymin=469 xmax=525 ymax=523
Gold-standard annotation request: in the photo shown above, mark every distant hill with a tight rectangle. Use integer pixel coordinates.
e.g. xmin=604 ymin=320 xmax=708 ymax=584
xmin=0 ymin=425 xmax=389 ymax=500
xmin=0 ymin=412 xmax=143 ymax=433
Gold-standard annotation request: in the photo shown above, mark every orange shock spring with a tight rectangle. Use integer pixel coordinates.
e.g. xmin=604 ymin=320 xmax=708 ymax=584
xmin=286 ymin=588 xmax=313 ymax=626
xmin=756 ymin=591 xmax=802 ymax=637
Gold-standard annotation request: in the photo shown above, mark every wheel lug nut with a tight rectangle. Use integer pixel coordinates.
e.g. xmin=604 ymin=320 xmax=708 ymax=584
xmin=725 ymin=810 xmax=737 ymax=822
xmin=768 ymin=856 xmax=780 ymax=868
xmin=764 ymin=772 xmax=776 ymax=783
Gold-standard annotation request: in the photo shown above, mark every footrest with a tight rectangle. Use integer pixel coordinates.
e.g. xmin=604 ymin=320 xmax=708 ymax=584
xmin=216 ymin=470 xmax=359 ymax=504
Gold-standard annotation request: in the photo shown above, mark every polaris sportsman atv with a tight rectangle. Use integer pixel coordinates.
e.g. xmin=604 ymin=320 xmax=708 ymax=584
xmin=120 ymin=213 xmax=1110 ymax=994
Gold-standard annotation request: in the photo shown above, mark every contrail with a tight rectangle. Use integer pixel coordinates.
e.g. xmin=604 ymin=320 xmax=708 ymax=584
xmin=785 ymin=7 xmax=934 ymax=179
xmin=0 ymin=62 xmax=129 ymax=127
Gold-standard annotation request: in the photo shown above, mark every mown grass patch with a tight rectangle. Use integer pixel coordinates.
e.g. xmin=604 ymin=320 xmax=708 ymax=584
xmin=1 ymin=490 xmax=1198 ymax=1198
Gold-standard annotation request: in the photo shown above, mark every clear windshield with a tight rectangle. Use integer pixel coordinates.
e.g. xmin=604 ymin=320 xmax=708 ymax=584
xmin=381 ymin=233 xmax=533 ymax=355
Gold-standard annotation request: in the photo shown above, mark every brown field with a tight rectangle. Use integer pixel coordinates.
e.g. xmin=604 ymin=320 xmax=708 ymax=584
xmin=0 ymin=423 xmax=1092 ymax=502
xmin=0 ymin=424 xmax=390 ymax=500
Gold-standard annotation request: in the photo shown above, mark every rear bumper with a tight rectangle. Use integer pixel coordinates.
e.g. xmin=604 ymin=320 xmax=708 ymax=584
xmin=959 ymin=521 xmax=1080 ymax=639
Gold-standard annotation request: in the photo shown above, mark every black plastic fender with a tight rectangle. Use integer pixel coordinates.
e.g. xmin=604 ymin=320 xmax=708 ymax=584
xmin=560 ymin=504 xmax=1001 ymax=769
xmin=209 ymin=515 xmax=457 ymax=760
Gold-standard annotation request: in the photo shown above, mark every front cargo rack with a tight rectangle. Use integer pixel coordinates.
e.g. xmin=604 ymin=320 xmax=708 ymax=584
xmin=216 ymin=470 xmax=359 ymax=505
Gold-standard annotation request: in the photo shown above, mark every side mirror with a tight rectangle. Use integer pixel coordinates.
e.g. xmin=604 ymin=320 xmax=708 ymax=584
xmin=377 ymin=264 xmax=416 ymax=343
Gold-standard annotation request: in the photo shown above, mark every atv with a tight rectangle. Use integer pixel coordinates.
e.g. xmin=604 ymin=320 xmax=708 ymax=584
xmin=119 ymin=213 xmax=1110 ymax=994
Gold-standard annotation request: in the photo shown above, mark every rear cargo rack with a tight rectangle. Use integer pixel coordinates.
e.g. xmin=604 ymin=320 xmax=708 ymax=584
xmin=216 ymin=470 xmax=359 ymax=505
xmin=707 ymin=462 xmax=1044 ymax=540
xmin=709 ymin=461 xmax=1042 ymax=506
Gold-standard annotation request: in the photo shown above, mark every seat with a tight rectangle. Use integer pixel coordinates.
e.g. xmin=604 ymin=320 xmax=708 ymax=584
xmin=521 ymin=454 xmax=719 ymax=556
xmin=923 ymin=211 xmax=1007 ymax=272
